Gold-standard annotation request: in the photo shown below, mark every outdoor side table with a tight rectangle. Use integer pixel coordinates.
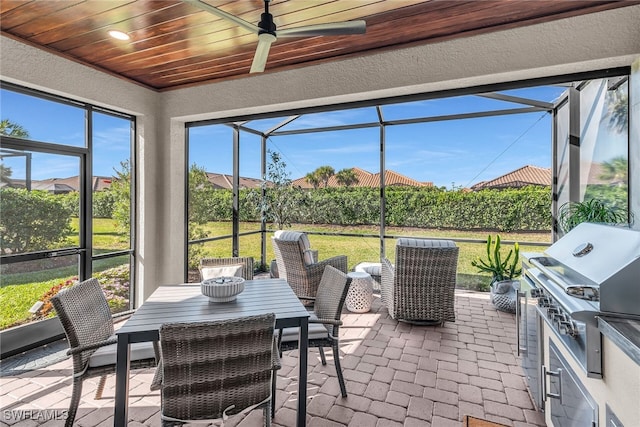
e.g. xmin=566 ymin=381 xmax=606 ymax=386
xmin=346 ymin=271 xmax=374 ymax=313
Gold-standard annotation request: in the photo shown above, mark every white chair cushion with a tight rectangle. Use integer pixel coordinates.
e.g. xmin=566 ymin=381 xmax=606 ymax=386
xmin=279 ymin=314 xmax=329 ymax=342
xmin=88 ymin=340 xmax=156 ymax=368
xmin=274 ymin=230 xmax=311 ymax=253
xmin=200 ymin=264 xmax=244 ymax=280
xmin=302 ymin=249 xmax=316 ymax=266
xmin=355 ymin=262 xmax=382 ymax=276
xmin=396 ymin=238 xmax=456 ymax=248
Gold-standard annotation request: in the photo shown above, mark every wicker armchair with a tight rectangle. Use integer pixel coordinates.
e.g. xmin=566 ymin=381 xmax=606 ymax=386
xmin=199 ymin=256 xmax=254 ymax=280
xmin=158 ymin=314 xmax=280 ymax=426
xmin=272 ymin=230 xmax=347 ymax=300
xmin=50 ymin=278 xmax=158 ymax=427
xmin=277 ymin=266 xmax=352 ymax=398
xmin=381 ymin=238 xmax=459 ymax=325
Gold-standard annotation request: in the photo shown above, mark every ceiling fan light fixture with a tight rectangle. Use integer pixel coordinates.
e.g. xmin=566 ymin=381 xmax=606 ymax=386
xmin=108 ymin=30 xmax=130 ymax=41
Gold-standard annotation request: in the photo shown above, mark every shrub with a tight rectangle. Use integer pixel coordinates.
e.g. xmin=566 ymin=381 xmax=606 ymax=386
xmin=0 ymin=188 xmax=74 ymax=254
xmin=93 ymin=190 xmax=117 ymax=218
xmin=192 ymin=185 xmax=552 ymax=232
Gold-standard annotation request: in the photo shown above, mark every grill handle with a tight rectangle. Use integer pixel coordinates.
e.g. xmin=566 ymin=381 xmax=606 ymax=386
xmin=515 ymin=289 xmax=526 ymax=356
xmin=545 ymin=366 xmax=563 ymax=403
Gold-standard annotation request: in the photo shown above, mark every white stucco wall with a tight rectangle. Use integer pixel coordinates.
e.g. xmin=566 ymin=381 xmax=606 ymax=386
xmin=1 ymin=5 xmax=639 ymax=300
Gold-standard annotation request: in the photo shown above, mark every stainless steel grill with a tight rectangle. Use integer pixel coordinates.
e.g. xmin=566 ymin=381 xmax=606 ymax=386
xmin=530 ymin=222 xmax=640 ymax=317
xmin=521 ymin=222 xmax=640 ymax=378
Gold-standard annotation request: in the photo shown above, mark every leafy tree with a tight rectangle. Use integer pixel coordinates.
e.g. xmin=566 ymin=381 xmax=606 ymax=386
xmin=1 ymin=119 xmax=29 ymax=186
xmin=110 ymin=160 xmax=131 ymax=234
xmin=0 ymin=164 xmax=13 ymax=185
xmin=0 ymin=188 xmax=73 ymax=254
xmin=305 ymin=172 xmax=320 ymax=189
xmin=187 ymin=164 xmax=214 ymax=268
xmin=314 ymin=165 xmax=335 ymax=188
xmin=0 ymin=119 xmax=30 ymax=138
xmin=599 ymin=156 xmax=628 ymax=183
xmin=335 ymin=168 xmax=358 ymax=187
xmin=251 ymin=150 xmax=305 ymax=229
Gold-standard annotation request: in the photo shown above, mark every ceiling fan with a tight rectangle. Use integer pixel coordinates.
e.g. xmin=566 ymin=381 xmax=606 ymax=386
xmin=188 ymin=0 xmax=366 ymax=73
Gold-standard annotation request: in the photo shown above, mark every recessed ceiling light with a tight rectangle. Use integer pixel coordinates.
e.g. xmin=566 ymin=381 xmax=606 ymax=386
xmin=108 ymin=30 xmax=130 ymax=41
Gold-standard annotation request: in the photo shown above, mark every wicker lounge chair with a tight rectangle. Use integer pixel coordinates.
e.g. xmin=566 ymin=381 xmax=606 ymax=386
xmin=158 ymin=314 xmax=280 ymax=426
xmin=381 ymin=238 xmax=459 ymax=325
xmin=50 ymin=278 xmax=158 ymax=427
xmin=277 ymin=266 xmax=352 ymax=398
xmin=272 ymin=230 xmax=347 ymax=300
xmin=199 ymin=256 xmax=254 ymax=280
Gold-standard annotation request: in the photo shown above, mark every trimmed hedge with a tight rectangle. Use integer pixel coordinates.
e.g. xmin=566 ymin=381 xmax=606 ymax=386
xmin=1 ymin=188 xmax=73 ymax=254
xmin=50 ymin=185 xmax=552 ymax=232
xmin=218 ymin=186 xmax=550 ymax=232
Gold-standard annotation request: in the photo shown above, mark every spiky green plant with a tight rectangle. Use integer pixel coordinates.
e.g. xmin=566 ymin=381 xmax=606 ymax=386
xmin=557 ymin=199 xmax=628 ymax=234
xmin=471 ymin=235 xmax=521 ymax=282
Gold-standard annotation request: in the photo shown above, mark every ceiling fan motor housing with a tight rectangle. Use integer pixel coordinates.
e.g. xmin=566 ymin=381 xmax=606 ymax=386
xmin=259 ymin=12 xmax=276 ymax=35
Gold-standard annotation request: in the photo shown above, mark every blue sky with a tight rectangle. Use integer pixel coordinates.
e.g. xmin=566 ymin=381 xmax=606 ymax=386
xmin=188 ymin=86 xmax=567 ymax=188
xmin=2 ymin=85 xmax=573 ymax=188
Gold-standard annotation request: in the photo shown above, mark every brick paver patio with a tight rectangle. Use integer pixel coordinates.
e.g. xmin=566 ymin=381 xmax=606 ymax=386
xmin=1 ymin=290 xmax=546 ymax=426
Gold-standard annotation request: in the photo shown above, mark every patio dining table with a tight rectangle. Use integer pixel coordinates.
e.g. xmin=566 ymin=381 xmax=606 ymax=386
xmin=114 ymin=279 xmax=310 ymax=427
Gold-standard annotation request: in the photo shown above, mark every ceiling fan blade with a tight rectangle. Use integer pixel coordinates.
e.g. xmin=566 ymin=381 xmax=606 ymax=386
xmin=250 ymin=33 xmax=277 ymax=73
xmin=278 ymin=20 xmax=366 ymax=38
xmin=187 ymin=0 xmax=260 ymax=34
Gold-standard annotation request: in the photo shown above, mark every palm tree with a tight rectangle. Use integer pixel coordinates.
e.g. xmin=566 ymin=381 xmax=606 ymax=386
xmin=0 ymin=119 xmax=30 ymax=138
xmin=603 ymin=89 xmax=627 ymax=134
xmin=315 ymin=165 xmax=335 ymax=188
xmin=305 ymin=172 xmax=320 ymax=189
xmin=335 ymin=168 xmax=358 ymax=187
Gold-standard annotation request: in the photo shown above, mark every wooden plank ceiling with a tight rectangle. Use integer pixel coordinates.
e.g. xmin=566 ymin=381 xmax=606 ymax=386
xmin=0 ymin=0 xmax=633 ymax=91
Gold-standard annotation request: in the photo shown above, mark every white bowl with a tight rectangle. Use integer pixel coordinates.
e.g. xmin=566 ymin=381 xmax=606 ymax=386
xmin=201 ymin=277 xmax=245 ymax=302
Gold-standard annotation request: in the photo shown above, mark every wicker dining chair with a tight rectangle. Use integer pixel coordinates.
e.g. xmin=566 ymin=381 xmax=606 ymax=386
xmin=158 ymin=313 xmax=280 ymax=426
xmin=381 ymin=238 xmax=459 ymax=325
xmin=272 ymin=230 xmax=347 ymax=301
xmin=50 ymin=278 xmax=158 ymax=427
xmin=199 ymin=256 xmax=254 ymax=280
xmin=276 ymin=266 xmax=352 ymax=399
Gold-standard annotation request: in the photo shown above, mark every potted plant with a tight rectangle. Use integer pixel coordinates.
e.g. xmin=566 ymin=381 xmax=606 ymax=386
xmin=471 ymin=235 xmax=521 ymax=313
xmin=557 ymin=199 xmax=628 ymax=234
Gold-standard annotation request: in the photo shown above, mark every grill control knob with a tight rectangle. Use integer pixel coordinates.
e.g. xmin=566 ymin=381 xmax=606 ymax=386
xmin=559 ymin=320 xmax=578 ymax=338
xmin=530 ymin=288 xmax=543 ymax=298
xmin=538 ymin=297 xmax=550 ymax=307
xmin=547 ymin=307 xmax=559 ymax=318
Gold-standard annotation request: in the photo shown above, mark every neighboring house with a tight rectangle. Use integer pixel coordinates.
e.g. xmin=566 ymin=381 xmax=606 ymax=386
xmin=0 ymin=176 xmax=114 ymax=193
xmin=471 ymin=165 xmax=551 ymax=190
xmin=1 ymin=173 xmax=264 ymax=193
xmin=292 ymin=167 xmax=433 ymax=188
xmin=205 ymin=172 xmax=263 ymax=190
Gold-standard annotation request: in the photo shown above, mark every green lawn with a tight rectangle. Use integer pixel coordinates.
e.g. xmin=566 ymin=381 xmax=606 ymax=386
xmin=1 ymin=219 xmax=550 ymax=330
xmin=190 ymin=222 xmax=551 ymax=289
xmin=0 ymin=218 xmax=131 ymax=329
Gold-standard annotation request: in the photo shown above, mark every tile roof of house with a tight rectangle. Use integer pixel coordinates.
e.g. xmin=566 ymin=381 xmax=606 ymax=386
xmin=292 ymin=167 xmax=432 ymax=188
xmin=2 ymin=176 xmax=114 ymax=192
xmin=471 ymin=165 xmax=551 ymax=190
xmin=205 ymin=173 xmax=263 ymax=189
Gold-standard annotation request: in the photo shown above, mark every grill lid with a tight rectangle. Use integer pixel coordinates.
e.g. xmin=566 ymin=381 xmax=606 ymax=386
xmin=542 ymin=223 xmax=640 ymax=316
xmin=546 ymin=223 xmax=640 ymax=285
